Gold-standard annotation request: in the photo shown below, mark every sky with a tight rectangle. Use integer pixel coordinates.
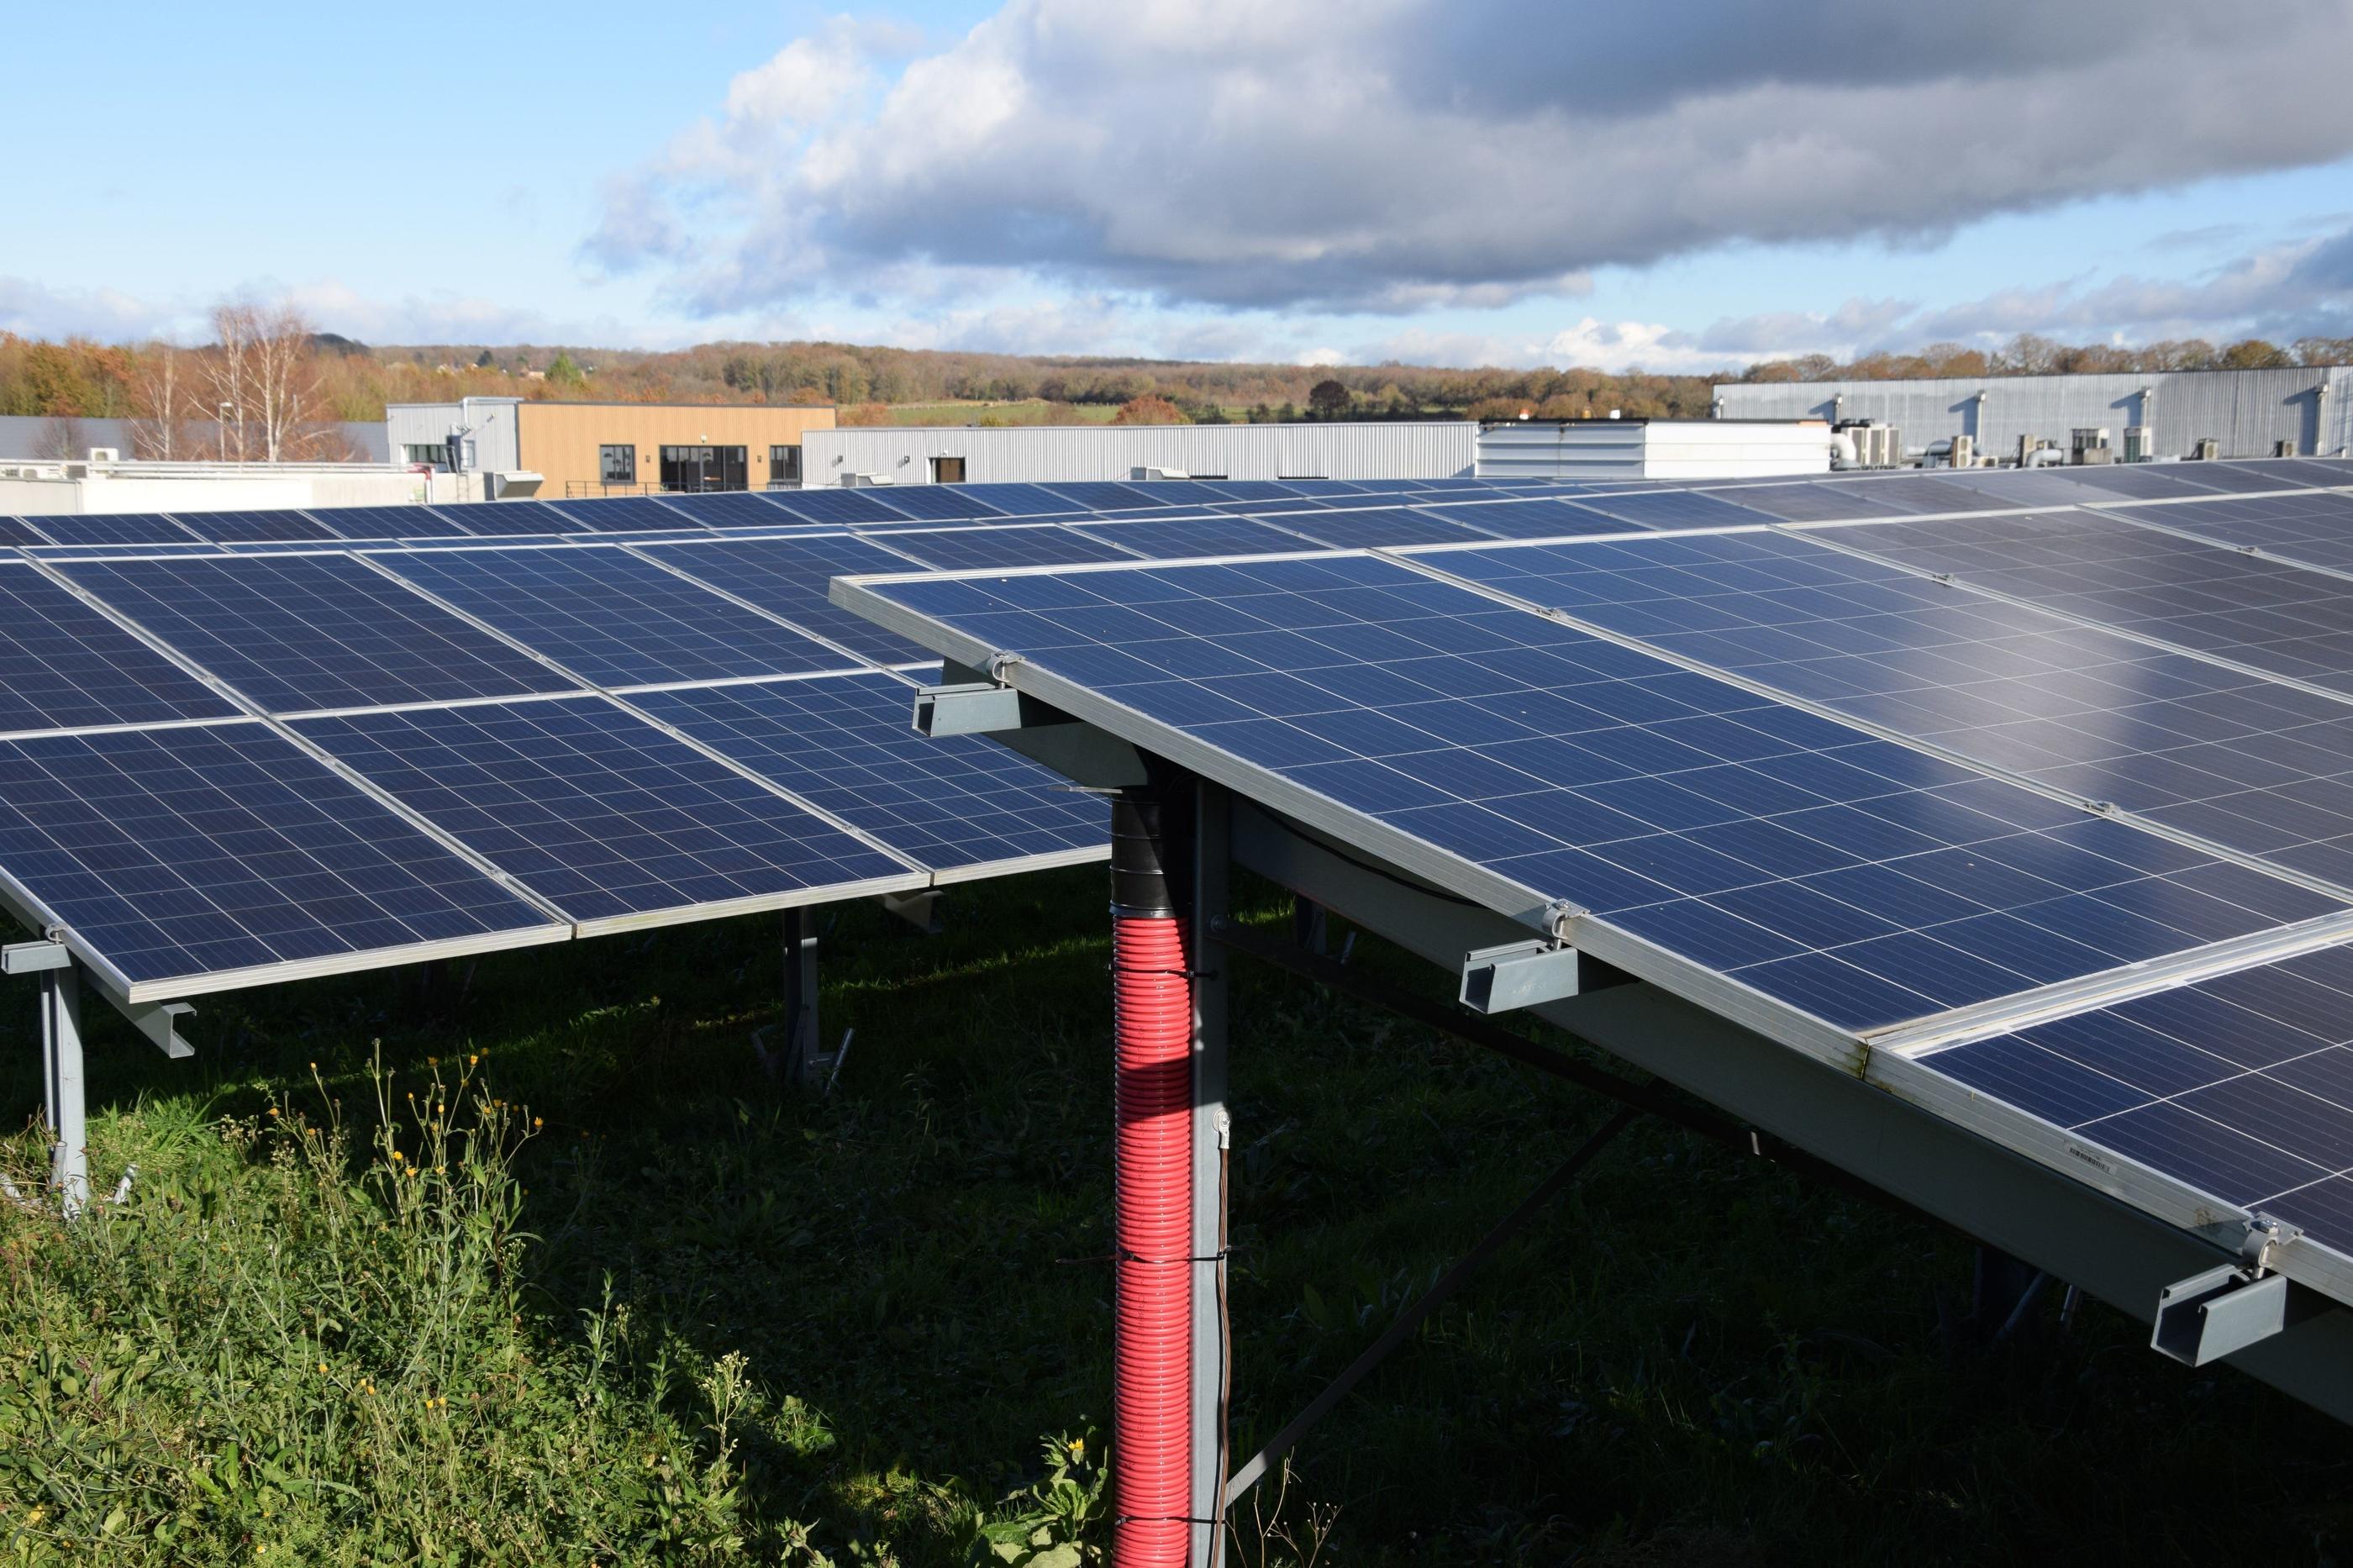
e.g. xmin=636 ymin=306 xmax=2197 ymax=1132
xmin=5 ymin=0 xmax=2352 ymax=372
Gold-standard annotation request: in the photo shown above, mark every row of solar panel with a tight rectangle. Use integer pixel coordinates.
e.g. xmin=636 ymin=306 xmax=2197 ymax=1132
xmin=7 ymin=454 xmax=2347 ymax=551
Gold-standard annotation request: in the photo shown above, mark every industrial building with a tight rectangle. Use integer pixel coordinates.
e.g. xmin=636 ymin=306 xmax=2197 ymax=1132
xmin=1475 ymin=417 xmax=1829 ymax=481
xmin=0 ymin=453 xmax=479 ymax=514
xmin=1716 ymin=364 xmax=2350 ymax=463
xmin=0 ymin=413 xmax=390 ymax=463
xmin=804 ymin=420 xmax=1478 ymax=485
xmin=386 ymin=397 xmax=837 ymax=497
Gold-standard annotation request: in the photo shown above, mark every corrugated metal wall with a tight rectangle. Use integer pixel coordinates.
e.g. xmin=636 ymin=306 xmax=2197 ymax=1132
xmin=0 ymin=415 xmax=389 ymax=462
xmin=1477 ymin=420 xmax=1829 ymax=479
xmin=1713 ymin=367 xmax=2351 ymax=460
xmin=800 ymin=422 xmax=1477 ymax=483
xmin=384 ymin=399 xmax=523 ymax=471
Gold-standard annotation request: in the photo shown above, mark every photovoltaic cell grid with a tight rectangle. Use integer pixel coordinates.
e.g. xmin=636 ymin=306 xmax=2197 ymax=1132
xmin=308 ymin=505 xmax=477 ymax=540
xmin=0 ymin=518 xmax=46 ymax=548
xmin=0 ymin=562 xmax=244 ymax=732
xmin=1044 ymin=481 xmax=1162 ymax=512
xmin=545 ymin=497 xmax=708 ymax=534
xmin=1413 ymin=530 xmax=2353 ymax=892
xmin=0 ymin=722 xmax=555 ymax=986
xmin=55 ymin=553 xmax=581 ymax=714
xmin=1813 ymin=509 xmax=2353 ymax=698
xmin=867 ymin=524 xmax=1144 ymax=572
xmin=850 ymin=486 xmax=1007 ymax=521
xmin=1262 ymin=508 xmax=1503 ymax=550
xmin=371 ymin=545 xmax=852 ymax=687
xmin=1564 ymin=491 xmax=1785 ymax=531
xmin=31 ymin=513 xmax=202 ymax=547
xmin=859 ymin=553 xmax=2346 ymax=1034
xmin=1069 ymin=514 xmax=1323 ymax=561
xmin=290 ymin=697 xmax=913 ymax=923
xmin=2103 ymin=493 xmax=2353 ymax=575
xmin=1409 ymin=498 xmax=1650 ymax=540
xmin=640 ymin=534 xmax=934 ymax=662
xmin=170 ymin=509 xmax=342 ymax=544
xmin=433 ymin=502 xmax=574 ymax=538
xmin=630 ymin=673 xmax=1103 ymax=870
xmin=641 ymin=491 xmax=804 ymax=528
xmin=764 ymin=487 xmax=914 ymax=527
xmin=1919 ymin=942 xmax=2353 ymax=1255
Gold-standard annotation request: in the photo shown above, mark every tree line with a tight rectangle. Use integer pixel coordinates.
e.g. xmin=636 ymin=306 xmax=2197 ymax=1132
xmin=6 ymin=306 xmax=2350 ymax=457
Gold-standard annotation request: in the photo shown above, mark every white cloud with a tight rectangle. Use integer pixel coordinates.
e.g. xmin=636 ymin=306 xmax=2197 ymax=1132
xmin=587 ymin=0 xmax=2353 ymax=317
xmin=0 ymin=277 xmax=181 ymax=341
xmin=1295 ymin=347 xmax=1345 ymax=366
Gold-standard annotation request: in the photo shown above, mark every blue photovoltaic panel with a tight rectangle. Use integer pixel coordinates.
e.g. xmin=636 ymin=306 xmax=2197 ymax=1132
xmin=1202 ymin=481 xmax=1307 ymax=502
xmin=1270 ymin=508 xmax=1503 ymax=550
xmin=1413 ymin=530 xmax=2353 ymax=892
xmin=2061 ymin=466 xmax=2245 ymax=502
xmin=1920 ymin=941 xmax=2353 ymax=1257
xmin=33 ymin=513 xmax=202 ymax=547
xmin=371 ymin=545 xmax=850 ymax=687
xmin=640 ymin=534 xmax=930 ymax=661
xmin=0 ymin=518 xmax=45 ymax=548
xmin=1121 ymin=481 xmax=1234 ymax=508
xmin=1819 ymin=475 xmax=2000 ymax=515
xmin=291 ymin=697 xmax=913 ymax=923
xmin=0 ymin=722 xmax=555 ymax=984
xmin=1069 ymin=514 xmax=1320 ymax=560
xmin=57 ymin=552 xmax=579 ymax=713
xmin=1271 ymin=479 xmax=1373 ymax=496
xmin=307 ymin=505 xmax=476 ymax=540
xmin=2221 ymin=459 xmax=2353 ymax=491
xmin=854 ymin=486 xmax=1007 ymax=521
xmin=869 ymin=524 xmax=1141 ymax=571
xmin=170 ymin=509 xmax=341 ymax=544
xmin=1044 ymin=481 xmax=1161 ymax=512
xmin=0 ymin=561 xmax=244 ymax=731
xmin=1692 ymin=482 xmax=1919 ymax=524
xmin=763 ymin=487 xmax=916 ymax=527
xmin=640 ymin=491 xmax=803 ymax=528
xmin=865 ymin=553 xmax=2344 ymax=1034
xmin=1206 ymin=497 xmax=1340 ymax=515
xmin=443 ymin=502 xmax=580 ymax=538
xmin=630 ymin=673 xmax=1103 ymax=870
xmin=545 ymin=497 xmax=708 ymax=534
xmin=1929 ymin=468 xmax=2113 ymax=509
xmin=1819 ymin=508 xmax=2353 ymax=697
xmin=1567 ymin=491 xmax=1787 ymax=530
xmin=2104 ymin=494 xmax=2353 ymax=574
xmin=938 ymin=483 xmax=1082 ymax=518
xmin=1411 ymin=498 xmax=1649 ymax=540
xmin=22 ymin=543 xmax=229 ymax=562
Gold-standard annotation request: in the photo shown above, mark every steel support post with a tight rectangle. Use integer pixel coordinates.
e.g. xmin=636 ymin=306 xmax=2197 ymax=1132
xmin=39 ymin=965 xmax=87 ymax=1213
xmin=782 ymin=907 xmax=821 ymax=1087
xmin=1290 ymin=896 xmax=1328 ymax=958
xmin=1188 ymin=781 xmax=1231 ymax=1568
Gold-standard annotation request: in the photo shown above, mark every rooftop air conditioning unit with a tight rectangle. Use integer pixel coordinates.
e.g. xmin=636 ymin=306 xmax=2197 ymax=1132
xmin=1950 ymin=434 xmax=1974 ymax=469
xmin=2122 ymin=427 xmax=2153 ymax=463
xmin=86 ymin=446 xmax=119 ymax=463
xmin=2277 ymin=439 xmax=2300 ymax=458
xmin=838 ymin=471 xmax=893 ymax=487
xmin=2192 ymin=438 xmax=2221 ymax=460
xmin=1131 ymin=466 xmax=1190 ymax=481
xmin=2071 ymin=427 xmax=2113 ymax=465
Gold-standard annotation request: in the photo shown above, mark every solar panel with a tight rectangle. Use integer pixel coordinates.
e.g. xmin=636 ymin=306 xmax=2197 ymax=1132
xmin=1699 ymin=482 xmax=1926 ymax=523
xmin=289 ymin=696 xmax=917 ymax=926
xmin=1930 ymin=468 xmax=2113 ymax=508
xmin=936 ymin=483 xmax=1081 ymax=518
xmin=442 ymin=502 xmax=579 ymax=538
xmin=1044 ymin=481 xmax=1161 ymax=511
xmin=1067 ymin=515 xmax=1321 ymax=560
xmin=0 ymin=560 xmax=244 ymax=732
xmin=544 ymin=497 xmax=707 ymax=534
xmin=629 ymin=672 xmax=1103 ymax=871
xmin=0 ymin=721 xmax=559 ymax=989
xmin=1918 ymin=940 xmax=2353 ymax=1257
xmin=1206 ymin=497 xmax=1340 ymax=515
xmin=762 ymin=487 xmax=914 ymax=527
xmin=1120 ymin=480 xmax=1234 ymax=508
xmin=1814 ymin=508 xmax=2353 ymax=697
xmin=369 ymin=545 xmax=854 ymax=688
xmin=55 ymin=552 xmax=580 ymax=714
xmin=0 ymin=518 xmax=45 ymax=548
xmin=33 ymin=513 xmax=203 ymax=547
xmin=1411 ymin=529 xmax=2353 ymax=892
xmin=634 ymin=492 xmax=801 ymax=528
xmin=170 ymin=509 xmax=341 ymax=544
xmin=1201 ymin=481 xmax=1306 ymax=502
xmin=1569 ymin=492 xmax=1812 ymax=533
xmin=2222 ymin=459 xmax=2352 ymax=491
xmin=2061 ymin=466 xmax=2238 ymax=502
xmin=1267 ymin=508 xmax=1502 ymax=550
xmin=2184 ymin=462 xmax=2315 ymax=494
xmin=638 ymin=534 xmax=932 ymax=662
xmin=853 ymin=553 xmax=2344 ymax=1033
xmin=1411 ymin=498 xmax=1650 ymax=540
xmin=870 ymin=524 xmax=1142 ymax=571
xmin=1270 ymin=480 xmax=1373 ymax=496
xmin=2104 ymin=494 xmax=2353 ymax=574
xmin=850 ymin=486 xmax=1008 ymax=521
xmin=306 ymin=504 xmax=476 ymax=540
xmin=1819 ymin=475 xmax=1997 ymax=514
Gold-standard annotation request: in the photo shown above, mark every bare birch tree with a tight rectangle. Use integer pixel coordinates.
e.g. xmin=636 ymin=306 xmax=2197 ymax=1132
xmin=128 ymin=341 xmax=193 ymax=459
xmin=197 ymin=303 xmax=255 ymax=460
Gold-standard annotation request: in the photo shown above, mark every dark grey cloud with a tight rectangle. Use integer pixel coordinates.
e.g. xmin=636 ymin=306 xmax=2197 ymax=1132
xmin=592 ymin=0 xmax=2353 ymax=316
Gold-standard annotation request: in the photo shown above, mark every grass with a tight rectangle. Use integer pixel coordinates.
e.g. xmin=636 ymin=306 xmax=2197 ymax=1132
xmin=6 ymin=866 xmax=2353 ymax=1564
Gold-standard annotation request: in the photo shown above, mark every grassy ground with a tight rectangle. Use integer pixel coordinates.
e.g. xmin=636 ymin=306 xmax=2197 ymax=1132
xmin=6 ymin=866 xmax=2353 ymax=1565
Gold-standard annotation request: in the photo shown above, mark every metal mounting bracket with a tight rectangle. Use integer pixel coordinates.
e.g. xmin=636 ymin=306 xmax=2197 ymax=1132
xmin=1460 ymin=938 xmax=1584 ymax=1015
xmin=876 ymin=887 xmax=943 ymax=934
xmin=125 ymin=1000 xmax=197 ymax=1060
xmin=2151 ymin=1216 xmax=2316 ymax=1366
xmin=915 ymin=662 xmax=1150 ymax=788
xmin=2 ymin=939 xmax=71 ymax=976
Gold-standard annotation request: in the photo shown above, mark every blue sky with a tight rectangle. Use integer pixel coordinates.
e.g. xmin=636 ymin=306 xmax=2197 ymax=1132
xmin=7 ymin=0 xmax=2351 ymax=370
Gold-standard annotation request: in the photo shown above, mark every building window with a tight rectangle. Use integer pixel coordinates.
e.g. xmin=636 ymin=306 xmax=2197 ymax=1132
xmin=769 ymin=444 xmax=803 ymax=485
xmin=599 ymin=444 xmax=636 ymax=484
xmin=404 ymin=443 xmax=451 ymax=468
xmin=929 ymin=455 xmax=966 ymax=484
xmin=660 ymin=444 xmax=749 ymax=492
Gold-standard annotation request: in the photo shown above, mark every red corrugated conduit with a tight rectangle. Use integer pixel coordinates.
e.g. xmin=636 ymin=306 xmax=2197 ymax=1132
xmin=1110 ymin=789 xmax=1194 ymax=1566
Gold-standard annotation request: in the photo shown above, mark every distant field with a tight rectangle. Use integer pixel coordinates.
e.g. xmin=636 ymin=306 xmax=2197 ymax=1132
xmin=8 ymin=871 xmax=2353 ymax=1564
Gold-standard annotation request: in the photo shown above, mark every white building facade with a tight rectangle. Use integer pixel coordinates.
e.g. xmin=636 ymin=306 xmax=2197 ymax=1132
xmin=1475 ymin=418 xmax=1830 ymax=481
xmin=802 ymin=422 xmax=1477 ymax=485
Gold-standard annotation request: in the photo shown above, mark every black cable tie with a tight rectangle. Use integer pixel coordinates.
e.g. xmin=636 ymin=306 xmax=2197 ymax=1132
xmin=1114 ymin=1514 xmax=1223 ymax=1526
xmin=1106 ymin=962 xmax=1219 ymax=980
xmin=1115 ymin=1245 xmax=1231 ymax=1265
